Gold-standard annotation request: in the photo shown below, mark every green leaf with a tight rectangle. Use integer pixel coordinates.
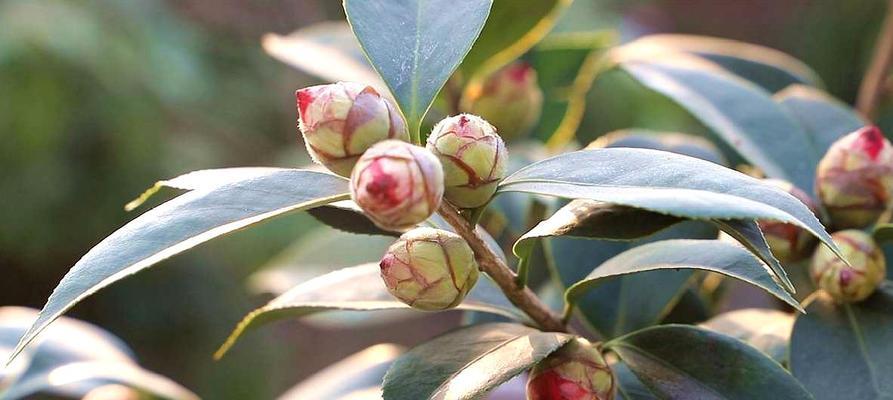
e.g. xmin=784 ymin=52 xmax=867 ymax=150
xmin=10 ymin=169 xmax=350 ymax=363
xmin=790 ymin=285 xmax=893 ymax=400
xmin=381 ymin=323 xmax=573 ymax=400
xmin=614 ymin=362 xmax=658 ymax=400
xmin=700 ymin=308 xmax=795 ymax=364
xmin=776 ymin=84 xmax=866 ymax=165
xmin=459 ymin=0 xmax=570 ymax=79
xmin=592 ymin=129 xmax=728 ymax=166
xmin=344 ymin=0 xmax=493 ymax=141
xmin=260 ymin=21 xmax=387 ymax=93
xmin=565 ymin=240 xmax=801 ymax=312
xmin=307 ymin=200 xmax=399 ymax=236
xmin=611 ymin=54 xmax=819 ymax=193
xmin=216 ymin=264 xmax=528 ymax=359
xmin=277 ymin=344 xmax=402 ymax=400
xmin=607 ymin=325 xmax=812 ymax=400
xmin=714 ymin=219 xmax=793 ymax=293
xmin=548 ymin=221 xmax=716 ymax=338
xmin=0 ymin=307 xmax=196 ymax=400
xmin=125 ymin=167 xmax=289 ymax=211
xmin=627 ymin=35 xmax=823 ymax=92
xmin=497 ymin=148 xmax=839 ymax=259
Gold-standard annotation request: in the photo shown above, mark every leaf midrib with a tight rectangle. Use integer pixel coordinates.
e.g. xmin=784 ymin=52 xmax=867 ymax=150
xmin=610 ymin=342 xmax=728 ymax=399
xmin=844 ymin=305 xmax=884 ymax=397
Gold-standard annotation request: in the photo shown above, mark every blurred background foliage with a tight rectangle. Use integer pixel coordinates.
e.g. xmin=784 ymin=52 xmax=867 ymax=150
xmin=0 ymin=0 xmax=888 ymax=398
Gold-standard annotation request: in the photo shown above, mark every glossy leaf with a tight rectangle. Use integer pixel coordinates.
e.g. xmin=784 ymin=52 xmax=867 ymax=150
xmin=497 ymin=148 xmax=838 ymax=258
xmin=715 ymin=219 xmax=793 ymax=293
xmin=790 ymin=286 xmax=893 ymax=400
xmin=614 ymin=362 xmax=658 ymax=400
xmin=566 ymin=240 xmax=800 ymax=312
xmin=381 ymin=323 xmax=573 ymax=400
xmin=548 ymin=221 xmax=716 ymax=338
xmin=607 ymin=325 xmax=812 ymax=400
xmin=459 ymin=0 xmax=570 ymax=79
xmin=611 ymin=53 xmax=819 ymax=193
xmin=216 ymin=264 xmax=527 ymax=358
xmin=700 ymin=308 xmax=794 ymax=363
xmin=592 ymin=129 xmax=728 ymax=166
xmin=776 ymin=84 xmax=866 ymax=165
xmin=278 ymin=344 xmax=402 ymax=400
xmin=260 ymin=21 xmax=387 ymax=94
xmin=627 ymin=34 xmax=823 ymax=92
xmin=11 ymin=169 xmax=350 ymax=362
xmin=0 ymin=307 xmax=196 ymax=400
xmin=344 ymin=0 xmax=492 ymax=140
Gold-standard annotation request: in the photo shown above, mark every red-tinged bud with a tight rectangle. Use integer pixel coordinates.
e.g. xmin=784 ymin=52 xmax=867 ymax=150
xmin=426 ymin=114 xmax=507 ymax=208
xmin=380 ymin=228 xmax=479 ymax=310
xmin=816 ymin=126 xmax=893 ymax=229
xmin=810 ymin=230 xmax=886 ymax=303
xmin=350 ymin=140 xmax=444 ymax=231
xmin=758 ymin=179 xmax=819 ymax=262
xmin=527 ymin=338 xmax=615 ymax=400
xmin=296 ymin=82 xmax=408 ymax=176
xmin=461 ymin=62 xmax=543 ymax=140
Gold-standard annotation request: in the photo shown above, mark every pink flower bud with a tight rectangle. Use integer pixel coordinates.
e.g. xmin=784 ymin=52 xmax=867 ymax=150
xmin=816 ymin=126 xmax=893 ymax=229
xmin=527 ymin=338 xmax=615 ymax=400
xmin=379 ymin=228 xmax=479 ymax=310
xmin=426 ymin=114 xmax=507 ymax=208
xmin=757 ymin=179 xmax=819 ymax=262
xmin=461 ymin=62 xmax=543 ymax=140
xmin=350 ymin=140 xmax=444 ymax=231
xmin=296 ymin=82 xmax=408 ymax=176
xmin=810 ymin=230 xmax=886 ymax=303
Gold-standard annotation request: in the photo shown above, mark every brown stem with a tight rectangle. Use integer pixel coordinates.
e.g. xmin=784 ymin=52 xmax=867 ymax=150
xmin=857 ymin=0 xmax=893 ymax=119
xmin=438 ymin=203 xmax=567 ymax=332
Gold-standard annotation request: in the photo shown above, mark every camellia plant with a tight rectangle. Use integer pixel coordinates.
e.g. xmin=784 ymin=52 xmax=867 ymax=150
xmin=8 ymin=1 xmax=893 ymax=399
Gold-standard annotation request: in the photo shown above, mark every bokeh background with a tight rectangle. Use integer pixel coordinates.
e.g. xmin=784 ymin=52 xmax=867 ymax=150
xmin=1 ymin=0 xmax=888 ymax=398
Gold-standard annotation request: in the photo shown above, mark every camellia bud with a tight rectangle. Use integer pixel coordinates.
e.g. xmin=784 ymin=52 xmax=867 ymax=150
xmin=296 ymin=82 xmax=408 ymax=177
xmin=527 ymin=338 xmax=615 ymax=400
xmin=810 ymin=230 xmax=886 ymax=303
xmin=461 ymin=62 xmax=543 ymax=140
xmin=426 ymin=114 xmax=507 ymax=208
xmin=816 ymin=126 xmax=893 ymax=229
xmin=379 ymin=228 xmax=479 ymax=310
xmin=758 ymin=179 xmax=819 ymax=263
xmin=350 ymin=140 xmax=444 ymax=231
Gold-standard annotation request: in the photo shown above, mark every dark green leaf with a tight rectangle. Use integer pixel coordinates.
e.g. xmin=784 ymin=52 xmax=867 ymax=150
xmin=11 ymin=169 xmax=350 ymax=362
xmin=497 ymin=148 xmax=839 ymax=258
xmin=715 ymin=219 xmax=793 ymax=293
xmin=873 ymin=223 xmax=893 ymax=244
xmin=344 ymin=0 xmax=493 ymax=139
xmin=614 ymin=362 xmax=658 ymax=400
xmin=216 ymin=264 xmax=528 ymax=358
xmin=308 ymin=200 xmax=399 ymax=236
xmin=612 ymin=54 xmax=819 ymax=193
xmin=700 ymin=308 xmax=794 ymax=364
xmin=627 ymin=35 xmax=823 ymax=92
xmin=775 ymin=84 xmax=865 ymax=162
xmin=566 ymin=240 xmax=801 ymax=311
xmin=459 ymin=0 xmax=569 ymax=79
xmin=548 ymin=221 xmax=716 ymax=338
xmin=607 ymin=325 xmax=812 ymax=400
xmin=381 ymin=323 xmax=573 ymax=400
xmin=278 ymin=344 xmax=402 ymax=400
xmin=593 ymin=129 xmax=728 ymax=166
xmin=790 ymin=286 xmax=893 ymax=400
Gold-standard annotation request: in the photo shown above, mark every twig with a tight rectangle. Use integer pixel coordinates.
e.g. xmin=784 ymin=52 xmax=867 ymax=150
xmin=856 ymin=0 xmax=893 ymax=119
xmin=438 ymin=203 xmax=567 ymax=332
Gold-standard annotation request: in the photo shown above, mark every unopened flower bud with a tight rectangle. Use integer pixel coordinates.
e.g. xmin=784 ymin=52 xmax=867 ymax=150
xmin=297 ymin=82 xmax=408 ymax=176
xmin=816 ymin=126 xmax=893 ymax=229
xmin=810 ymin=230 xmax=886 ymax=303
xmin=527 ymin=338 xmax=615 ymax=400
xmin=758 ymin=179 xmax=819 ymax=262
xmin=461 ymin=62 xmax=543 ymax=140
xmin=379 ymin=228 xmax=479 ymax=310
xmin=426 ymin=114 xmax=507 ymax=208
xmin=350 ymin=140 xmax=444 ymax=231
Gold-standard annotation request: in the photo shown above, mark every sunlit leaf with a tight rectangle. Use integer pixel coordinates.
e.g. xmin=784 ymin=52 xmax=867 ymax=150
xmin=381 ymin=323 xmax=573 ymax=400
